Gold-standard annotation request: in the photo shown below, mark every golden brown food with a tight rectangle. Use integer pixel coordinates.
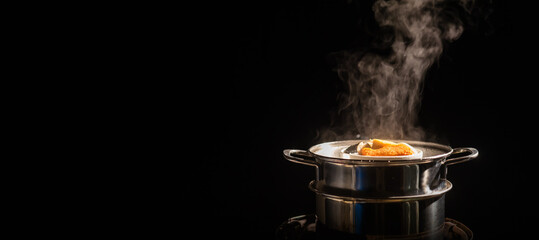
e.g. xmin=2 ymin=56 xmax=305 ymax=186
xmin=358 ymin=139 xmax=414 ymax=156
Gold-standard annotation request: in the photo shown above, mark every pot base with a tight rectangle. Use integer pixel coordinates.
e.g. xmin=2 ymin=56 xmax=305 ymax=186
xmin=276 ymin=214 xmax=473 ymax=240
xmin=310 ymin=180 xmax=452 ymax=236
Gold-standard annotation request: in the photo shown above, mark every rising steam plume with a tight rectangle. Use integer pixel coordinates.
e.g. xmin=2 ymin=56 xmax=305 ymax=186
xmin=328 ymin=0 xmax=471 ymax=140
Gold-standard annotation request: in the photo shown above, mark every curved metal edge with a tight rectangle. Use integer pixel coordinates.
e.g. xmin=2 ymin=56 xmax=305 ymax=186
xmin=307 ymin=140 xmax=454 ymax=166
xmin=308 ymin=180 xmax=452 ymax=203
xmin=283 ymin=149 xmax=319 ymax=167
xmin=445 ymin=147 xmax=479 ymax=166
xmin=445 ymin=218 xmax=474 ymax=240
xmin=277 ymin=215 xmax=472 ymax=239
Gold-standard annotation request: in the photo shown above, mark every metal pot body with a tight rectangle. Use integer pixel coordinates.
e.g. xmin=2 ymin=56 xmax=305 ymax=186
xmin=317 ymin=159 xmax=446 ymax=197
xmin=311 ymin=180 xmax=451 ymax=238
xmin=284 ymin=140 xmax=478 ymax=197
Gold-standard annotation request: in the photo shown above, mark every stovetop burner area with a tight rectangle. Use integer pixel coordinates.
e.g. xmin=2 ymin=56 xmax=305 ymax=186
xmin=276 ymin=214 xmax=472 ymax=240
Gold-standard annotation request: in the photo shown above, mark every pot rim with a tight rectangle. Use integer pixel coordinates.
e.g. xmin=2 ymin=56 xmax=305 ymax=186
xmin=308 ymin=140 xmax=454 ymax=165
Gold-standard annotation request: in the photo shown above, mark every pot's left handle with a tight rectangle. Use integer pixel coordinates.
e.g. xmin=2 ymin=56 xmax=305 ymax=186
xmin=283 ymin=149 xmax=319 ymax=167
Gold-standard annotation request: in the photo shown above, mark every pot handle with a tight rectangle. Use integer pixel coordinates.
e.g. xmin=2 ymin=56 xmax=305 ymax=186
xmin=445 ymin=147 xmax=479 ymax=166
xmin=283 ymin=149 xmax=319 ymax=167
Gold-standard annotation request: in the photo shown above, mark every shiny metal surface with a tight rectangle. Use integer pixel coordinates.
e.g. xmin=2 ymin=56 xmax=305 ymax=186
xmin=309 ymin=180 xmax=452 ymax=202
xmin=283 ymin=140 xmax=478 ymax=197
xmin=311 ymin=180 xmax=451 ymax=236
xmin=445 ymin=147 xmax=479 ymax=166
xmin=309 ymin=140 xmax=452 ymax=164
xmin=318 ymin=158 xmax=446 ymax=197
xmin=276 ymin=214 xmax=473 ymax=240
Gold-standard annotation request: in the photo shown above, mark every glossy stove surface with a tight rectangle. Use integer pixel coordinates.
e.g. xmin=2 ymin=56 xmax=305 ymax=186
xmin=276 ymin=214 xmax=472 ymax=240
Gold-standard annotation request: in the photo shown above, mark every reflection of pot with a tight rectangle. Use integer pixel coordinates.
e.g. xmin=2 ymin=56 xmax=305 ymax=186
xmin=310 ymin=179 xmax=451 ymax=236
xmin=283 ymin=140 xmax=478 ymax=197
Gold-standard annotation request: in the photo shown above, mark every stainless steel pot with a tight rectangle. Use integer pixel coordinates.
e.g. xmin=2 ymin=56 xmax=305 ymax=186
xmin=283 ymin=140 xmax=478 ymax=197
xmin=310 ymin=179 xmax=452 ymax=238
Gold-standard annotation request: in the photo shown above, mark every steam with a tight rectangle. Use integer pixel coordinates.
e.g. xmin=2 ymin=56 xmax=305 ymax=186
xmin=332 ymin=0 xmax=469 ymax=140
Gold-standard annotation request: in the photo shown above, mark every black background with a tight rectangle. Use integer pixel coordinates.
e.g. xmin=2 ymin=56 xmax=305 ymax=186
xmin=223 ymin=0 xmax=536 ymax=239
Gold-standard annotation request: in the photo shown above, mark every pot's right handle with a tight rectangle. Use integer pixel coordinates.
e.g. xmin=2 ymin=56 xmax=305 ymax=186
xmin=283 ymin=149 xmax=319 ymax=167
xmin=445 ymin=147 xmax=479 ymax=166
